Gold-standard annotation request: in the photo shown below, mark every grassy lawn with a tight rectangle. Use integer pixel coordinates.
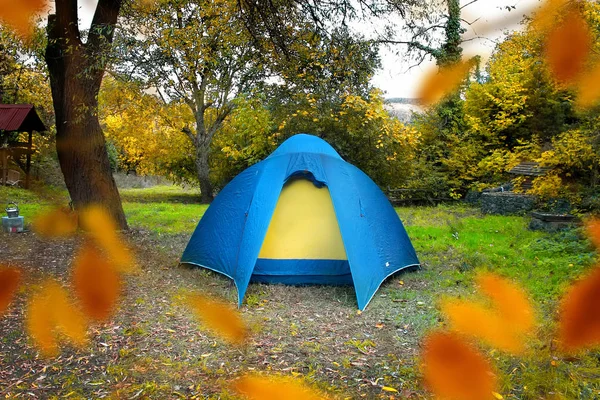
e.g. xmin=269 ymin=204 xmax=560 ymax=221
xmin=1 ymin=185 xmax=599 ymax=399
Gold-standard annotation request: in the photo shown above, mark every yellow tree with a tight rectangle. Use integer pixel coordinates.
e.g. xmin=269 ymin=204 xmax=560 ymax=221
xmin=115 ymin=0 xmax=266 ymax=202
xmin=98 ymin=77 xmax=195 ymax=181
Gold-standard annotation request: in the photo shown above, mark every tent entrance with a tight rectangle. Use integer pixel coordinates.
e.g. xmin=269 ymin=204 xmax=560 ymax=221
xmin=253 ymin=178 xmax=351 ymax=284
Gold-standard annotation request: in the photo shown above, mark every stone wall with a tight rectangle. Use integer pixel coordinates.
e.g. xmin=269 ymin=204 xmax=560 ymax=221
xmin=480 ymin=192 xmax=536 ymax=215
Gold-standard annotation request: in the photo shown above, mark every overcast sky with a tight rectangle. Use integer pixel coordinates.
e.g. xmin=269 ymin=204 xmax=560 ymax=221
xmin=372 ymin=0 xmax=543 ymax=98
xmin=77 ymin=0 xmax=544 ymax=99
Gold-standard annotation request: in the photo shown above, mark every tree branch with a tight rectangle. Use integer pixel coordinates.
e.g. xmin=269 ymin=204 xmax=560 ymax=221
xmin=87 ymin=0 xmax=123 ymax=52
xmin=460 ymin=0 xmax=479 ymax=10
xmin=375 ymin=39 xmax=441 ymax=59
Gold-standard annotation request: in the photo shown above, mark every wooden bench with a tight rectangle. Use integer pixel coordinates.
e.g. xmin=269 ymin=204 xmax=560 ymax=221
xmin=2 ymin=169 xmax=21 ymax=186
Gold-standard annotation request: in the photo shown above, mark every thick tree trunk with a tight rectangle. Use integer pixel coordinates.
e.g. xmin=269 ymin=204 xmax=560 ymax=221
xmin=45 ymin=10 xmax=127 ymax=229
xmin=195 ymin=140 xmax=214 ymax=203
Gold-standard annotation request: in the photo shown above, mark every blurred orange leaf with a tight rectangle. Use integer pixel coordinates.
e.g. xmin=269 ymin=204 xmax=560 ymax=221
xmin=233 ymin=374 xmax=328 ymax=400
xmin=0 ymin=266 xmax=22 ymax=316
xmin=441 ymin=300 xmax=524 ymax=354
xmin=576 ymin=63 xmax=600 ymax=108
xmin=477 ymin=273 xmax=534 ymax=333
xmin=422 ymin=331 xmax=497 ymax=400
xmin=32 ymin=207 xmax=78 ymax=238
xmin=442 ymin=273 xmax=534 ymax=354
xmin=26 ymin=280 xmax=88 ymax=357
xmin=72 ymin=242 xmax=122 ymax=322
xmin=558 ymin=266 xmax=600 ymax=353
xmin=0 ymin=0 xmax=47 ymax=38
xmin=79 ymin=205 xmax=136 ymax=273
xmin=544 ymin=9 xmax=592 ymax=84
xmin=416 ymin=60 xmax=474 ymax=106
xmin=530 ymin=0 xmax=570 ymax=33
xmin=185 ymin=293 xmax=248 ymax=345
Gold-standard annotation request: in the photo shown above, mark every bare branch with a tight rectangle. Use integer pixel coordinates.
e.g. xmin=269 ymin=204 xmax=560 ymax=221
xmin=460 ymin=0 xmax=479 ymax=10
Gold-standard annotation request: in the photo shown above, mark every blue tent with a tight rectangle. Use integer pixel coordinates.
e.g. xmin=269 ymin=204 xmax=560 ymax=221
xmin=181 ymin=134 xmax=419 ymax=310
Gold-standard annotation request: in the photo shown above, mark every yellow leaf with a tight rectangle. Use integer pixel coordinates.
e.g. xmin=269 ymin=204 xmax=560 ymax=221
xmin=441 ymin=300 xmax=525 ymax=354
xmin=530 ymin=0 xmax=569 ymax=33
xmin=32 ymin=207 xmax=78 ymax=238
xmin=544 ymin=9 xmax=592 ymax=84
xmin=416 ymin=60 xmax=474 ymax=106
xmin=576 ymin=63 xmax=600 ymax=108
xmin=422 ymin=332 xmax=497 ymax=400
xmin=492 ymin=392 xmax=504 ymax=399
xmin=185 ymin=293 xmax=248 ymax=345
xmin=72 ymin=242 xmax=122 ymax=322
xmin=476 ymin=273 xmax=534 ymax=334
xmin=233 ymin=375 xmax=328 ymax=400
xmin=79 ymin=205 xmax=137 ymax=273
xmin=558 ymin=265 xmax=600 ymax=353
xmin=381 ymin=386 xmax=398 ymax=392
xmin=26 ymin=280 xmax=88 ymax=356
xmin=0 ymin=266 xmax=21 ymax=316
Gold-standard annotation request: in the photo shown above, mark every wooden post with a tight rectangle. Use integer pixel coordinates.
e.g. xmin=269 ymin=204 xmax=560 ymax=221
xmin=25 ymin=130 xmax=32 ymax=189
xmin=1 ymin=147 xmax=7 ymax=185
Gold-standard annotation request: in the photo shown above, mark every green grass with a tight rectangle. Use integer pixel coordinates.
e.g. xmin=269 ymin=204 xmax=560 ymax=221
xmin=119 ymin=185 xmax=201 ymax=204
xmin=123 ymin=202 xmax=208 ymax=234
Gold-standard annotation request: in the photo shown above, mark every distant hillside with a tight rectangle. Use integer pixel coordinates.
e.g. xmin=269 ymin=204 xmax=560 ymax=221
xmin=384 ymin=98 xmax=423 ymax=123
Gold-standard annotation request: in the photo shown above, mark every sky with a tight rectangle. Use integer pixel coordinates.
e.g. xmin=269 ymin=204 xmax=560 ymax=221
xmin=372 ymin=0 xmax=543 ymax=98
xmin=77 ymin=0 xmax=544 ymax=99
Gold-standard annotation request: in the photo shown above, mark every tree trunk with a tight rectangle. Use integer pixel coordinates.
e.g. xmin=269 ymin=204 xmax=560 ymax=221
xmin=45 ymin=8 xmax=127 ymax=229
xmin=195 ymin=139 xmax=214 ymax=203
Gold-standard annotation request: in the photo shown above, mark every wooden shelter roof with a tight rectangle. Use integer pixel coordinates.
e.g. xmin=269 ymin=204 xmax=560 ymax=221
xmin=508 ymin=161 xmax=551 ymax=177
xmin=0 ymin=104 xmax=46 ymax=133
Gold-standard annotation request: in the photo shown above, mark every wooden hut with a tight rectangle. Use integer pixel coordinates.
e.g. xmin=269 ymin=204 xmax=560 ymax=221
xmin=0 ymin=104 xmax=47 ymax=188
xmin=508 ymin=161 xmax=552 ymax=191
